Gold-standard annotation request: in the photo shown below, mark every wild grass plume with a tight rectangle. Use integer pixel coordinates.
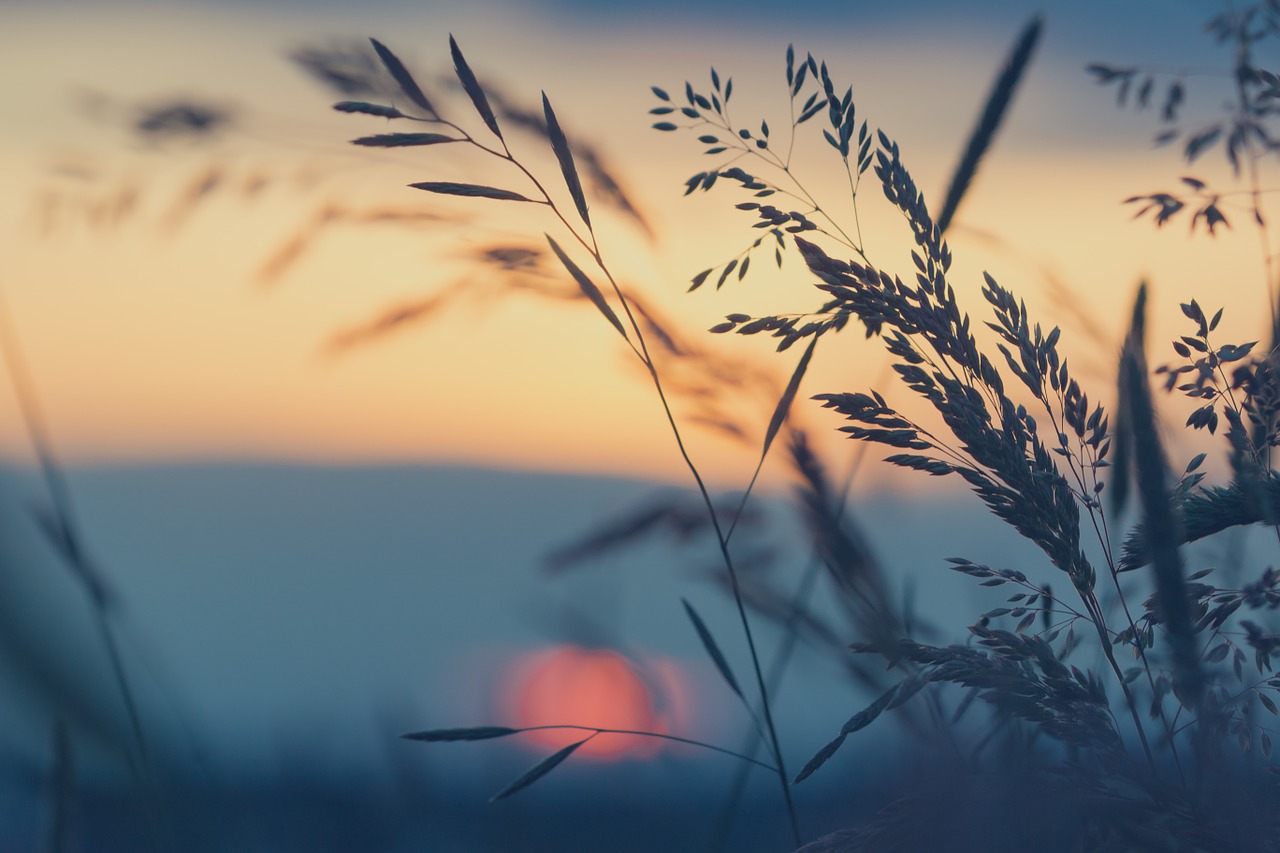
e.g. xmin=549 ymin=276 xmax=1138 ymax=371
xmin=325 ymin=9 xmax=1280 ymax=851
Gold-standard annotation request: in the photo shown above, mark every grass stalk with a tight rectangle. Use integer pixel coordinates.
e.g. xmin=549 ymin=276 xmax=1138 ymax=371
xmin=0 ymin=283 xmax=166 ymax=851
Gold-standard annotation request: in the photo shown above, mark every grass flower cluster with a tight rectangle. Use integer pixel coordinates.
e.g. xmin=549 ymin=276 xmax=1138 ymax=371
xmin=329 ymin=9 xmax=1280 ymax=850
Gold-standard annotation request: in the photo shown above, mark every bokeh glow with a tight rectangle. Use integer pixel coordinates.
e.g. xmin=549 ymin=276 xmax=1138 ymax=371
xmin=500 ymin=644 xmax=694 ymax=759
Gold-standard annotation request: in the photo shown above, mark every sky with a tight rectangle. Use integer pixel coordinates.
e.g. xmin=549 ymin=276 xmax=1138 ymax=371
xmin=2 ymin=2 xmax=1279 ymax=841
xmin=0 ymin=0 xmax=1273 ymax=487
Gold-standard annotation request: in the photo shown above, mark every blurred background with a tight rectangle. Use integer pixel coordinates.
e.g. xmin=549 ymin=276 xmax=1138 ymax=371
xmin=0 ymin=0 xmax=1275 ymax=849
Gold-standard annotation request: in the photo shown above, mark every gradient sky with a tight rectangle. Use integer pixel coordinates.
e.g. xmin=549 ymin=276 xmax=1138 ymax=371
xmin=3 ymin=1 xmax=1279 ymax=835
xmin=1 ymin=0 xmax=1271 ymax=486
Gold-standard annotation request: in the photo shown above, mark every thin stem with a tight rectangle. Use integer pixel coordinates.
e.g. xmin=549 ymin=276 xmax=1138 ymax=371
xmin=784 ymin=77 xmax=800 ymax=169
xmin=1033 ymin=386 xmax=1185 ymax=772
xmin=565 ymin=182 xmax=802 ymax=845
xmin=464 ymin=123 xmax=802 ymax=843
xmin=631 ymin=342 xmax=803 ymax=846
xmin=513 ymin=725 xmax=777 ymax=771
xmin=710 ymin=424 xmax=878 ymax=853
xmin=706 ymin=557 xmax=821 ymax=853
xmin=690 ymin=109 xmax=864 ymax=257
xmin=1083 ymin=592 xmax=1159 ymax=775
xmin=0 ymin=284 xmax=166 ymax=851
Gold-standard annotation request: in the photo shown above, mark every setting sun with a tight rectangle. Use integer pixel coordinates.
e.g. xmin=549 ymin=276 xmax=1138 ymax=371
xmin=501 ymin=644 xmax=693 ymax=759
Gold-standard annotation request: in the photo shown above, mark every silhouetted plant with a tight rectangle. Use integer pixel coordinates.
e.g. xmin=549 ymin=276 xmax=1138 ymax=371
xmin=334 ymin=34 xmax=822 ymax=845
xmin=334 ymin=10 xmax=1280 ymax=852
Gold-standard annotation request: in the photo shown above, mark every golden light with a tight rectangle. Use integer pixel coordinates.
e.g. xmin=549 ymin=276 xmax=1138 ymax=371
xmin=500 ymin=644 xmax=693 ymax=760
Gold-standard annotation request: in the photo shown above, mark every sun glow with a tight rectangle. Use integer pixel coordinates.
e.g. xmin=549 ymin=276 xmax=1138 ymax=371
xmin=500 ymin=644 xmax=693 ymax=760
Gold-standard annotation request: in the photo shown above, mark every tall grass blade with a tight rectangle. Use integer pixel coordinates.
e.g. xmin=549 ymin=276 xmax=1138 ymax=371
xmin=333 ymin=101 xmax=405 ymax=119
xmin=543 ymin=493 xmax=748 ymax=573
xmin=795 ymin=679 xmax=921 ymax=783
xmin=450 ymin=35 xmax=503 ymax=140
xmin=688 ymin=268 xmax=713 ymax=292
xmin=1119 ymin=297 xmax=1204 ymax=708
xmin=402 ymin=726 xmax=520 ymax=742
xmin=31 ymin=507 xmax=111 ymax=609
xmin=291 ymin=43 xmax=384 ymax=98
xmin=1109 ymin=282 xmax=1146 ymax=516
xmin=545 ymin=235 xmax=628 ymax=340
xmin=935 ymin=15 xmax=1042 ymax=235
xmin=369 ymin=38 xmax=436 ymax=116
xmin=788 ymin=432 xmax=899 ymax=652
xmin=1258 ymin=290 xmax=1280 ymax=457
xmin=457 ymin=80 xmax=650 ymax=234
xmin=0 ymin=285 xmax=165 ymax=848
xmin=762 ymin=335 xmax=818 ymax=461
xmin=489 ymin=738 xmax=589 ymax=801
xmin=792 ymin=733 xmax=846 ymax=784
xmin=409 ymin=182 xmax=532 ymax=202
xmin=542 ymin=93 xmax=590 ymax=228
xmin=682 ymin=598 xmax=745 ymax=702
xmin=352 ymin=132 xmax=459 ymax=147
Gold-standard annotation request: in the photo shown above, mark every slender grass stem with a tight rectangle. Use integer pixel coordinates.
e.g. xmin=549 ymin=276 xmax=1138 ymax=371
xmin=455 ymin=118 xmax=803 ymax=844
xmin=512 ymin=725 xmax=778 ymax=771
xmin=1083 ymin=593 xmax=1158 ymax=775
xmin=0 ymin=283 xmax=166 ymax=851
xmin=709 ymin=429 xmax=876 ymax=853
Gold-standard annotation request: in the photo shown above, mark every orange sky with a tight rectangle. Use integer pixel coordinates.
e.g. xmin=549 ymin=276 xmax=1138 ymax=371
xmin=0 ymin=1 xmax=1272 ymax=489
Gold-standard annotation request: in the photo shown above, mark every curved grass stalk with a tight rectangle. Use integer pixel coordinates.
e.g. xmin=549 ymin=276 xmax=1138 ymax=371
xmin=0 ymin=283 xmax=167 ymax=851
xmin=357 ymin=37 xmax=802 ymax=844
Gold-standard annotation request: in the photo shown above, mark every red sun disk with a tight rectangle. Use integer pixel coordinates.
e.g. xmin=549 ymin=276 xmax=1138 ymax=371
xmin=504 ymin=645 xmax=673 ymax=759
